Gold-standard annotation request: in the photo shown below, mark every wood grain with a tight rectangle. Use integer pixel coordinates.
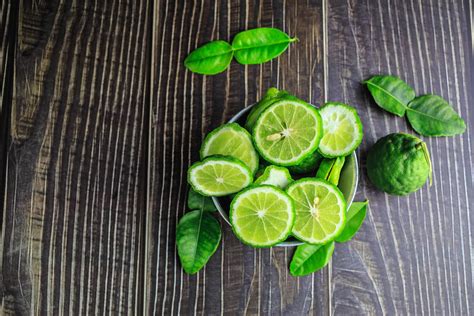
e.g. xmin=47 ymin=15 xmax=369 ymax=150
xmin=147 ymin=0 xmax=330 ymax=314
xmin=148 ymin=0 xmax=472 ymax=315
xmin=1 ymin=0 xmax=472 ymax=315
xmin=0 ymin=1 xmax=15 ymax=314
xmin=327 ymin=0 xmax=472 ymax=314
xmin=1 ymin=0 xmax=150 ymax=314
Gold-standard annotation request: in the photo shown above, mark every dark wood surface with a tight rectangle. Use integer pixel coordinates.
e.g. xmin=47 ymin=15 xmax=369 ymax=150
xmin=1 ymin=0 xmax=149 ymax=314
xmin=1 ymin=0 xmax=473 ymax=315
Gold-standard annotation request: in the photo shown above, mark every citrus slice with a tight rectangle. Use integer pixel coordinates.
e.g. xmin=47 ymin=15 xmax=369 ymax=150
xmin=188 ymin=156 xmax=252 ymax=196
xmin=318 ymin=102 xmax=363 ymax=157
xmin=245 ymin=88 xmax=297 ymax=132
xmin=254 ymin=165 xmax=293 ymax=189
xmin=253 ymin=100 xmax=323 ymax=166
xmin=286 ymin=178 xmax=346 ymax=244
xmin=230 ymin=185 xmax=295 ymax=247
xmin=200 ymin=123 xmax=259 ymax=174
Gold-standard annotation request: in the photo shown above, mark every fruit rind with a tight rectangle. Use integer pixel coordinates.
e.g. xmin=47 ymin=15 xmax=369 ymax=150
xmin=229 ymin=185 xmax=295 ymax=247
xmin=188 ymin=155 xmax=253 ymax=197
xmin=200 ymin=123 xmax=259 ymax=174
xmin=288 ymin=151 xmax=323 ymax=174
xmin=366 ymin=133 xmax=430 ymax=195
xmin=318 ymin=102 xmax=363 ymax=158
xmin=254 ymin=165 xmax=293 ymax=189
xmin=253 ymin=100 xmax=323 ymax=166
xmin=286 ymin=178 xmax=347 ymax=245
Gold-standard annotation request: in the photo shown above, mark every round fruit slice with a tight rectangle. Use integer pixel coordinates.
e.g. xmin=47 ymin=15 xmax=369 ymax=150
xmin=245 ymin=88 xmax=295 ymax=132
xmin=254 ymin=165 xmax=293 ymax=189
xmin=230 ymin=185 xmax=295 ymax=247
xmin=253 ymin=99 xmax=323 ymax=166
xmin=286 ymin=178 xmax=346 ymax=244
xmin=200 ymin=123 xmax=259 ymax=174
xmin=318 ymin=102 xmax=363 ymax=158
xmin=188 ymin=156 xmax=252 ymax=197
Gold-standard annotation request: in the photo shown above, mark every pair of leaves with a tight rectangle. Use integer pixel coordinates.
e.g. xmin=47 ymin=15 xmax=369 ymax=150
xmin=176 ymin=189 xmax=220 ymax=274
xmin=315 ymin=156 xmax=345 ymax=185
xmin=290 ymin=201 xmax=368 ymax=276
xmin=184 ymin=28 xmax=296 ymax=75
xmin=364 ymin=75 xmax=466 ymax=136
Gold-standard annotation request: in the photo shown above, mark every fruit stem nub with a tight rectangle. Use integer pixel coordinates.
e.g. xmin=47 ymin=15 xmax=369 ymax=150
xmin=420 ymin=141 xmax=433 ymax=186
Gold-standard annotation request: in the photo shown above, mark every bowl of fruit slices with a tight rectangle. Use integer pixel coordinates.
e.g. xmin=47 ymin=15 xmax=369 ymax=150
xmin=188 ymin=88 xmax=361 ymax=247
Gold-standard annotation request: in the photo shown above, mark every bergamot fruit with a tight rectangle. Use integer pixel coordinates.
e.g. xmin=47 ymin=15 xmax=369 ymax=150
xmin=367 ymin=133 xmax=432 ymax=195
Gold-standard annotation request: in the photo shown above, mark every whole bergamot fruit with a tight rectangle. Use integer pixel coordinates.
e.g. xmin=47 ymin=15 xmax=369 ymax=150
xmin=367 ymin=133 xmax=432 ymax=195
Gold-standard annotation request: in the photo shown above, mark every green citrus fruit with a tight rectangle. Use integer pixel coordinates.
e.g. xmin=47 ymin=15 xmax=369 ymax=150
xmin=200 ymin=123 xmax=259 ymax=174
xmin=287 ymin=151 xmax=323 ymax=174
xmin=367 ymin=133 xmax=432 ymax=195
xmin=286 ymin=178 xmax=346 ymax=244
xmin=188 ymin=156 xmax=253 ymax=196
xmin=318 ymin=102 xmax=363 ymax=158
xmin=253 ymin=99 xmax=323 ymax=166
xmin=254 ymin=165 xmax=293 ymax=189
xmin=245 ymin=87 xmax=290 ymax=131
xmin=230 ymin=185 xmax=295 ymax=247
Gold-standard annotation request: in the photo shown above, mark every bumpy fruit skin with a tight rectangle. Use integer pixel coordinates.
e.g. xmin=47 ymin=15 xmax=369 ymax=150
xmin=367 ymin=133 xmax=430 ymax=195
xmin=288 ymin=151 xmax=322 ymax=174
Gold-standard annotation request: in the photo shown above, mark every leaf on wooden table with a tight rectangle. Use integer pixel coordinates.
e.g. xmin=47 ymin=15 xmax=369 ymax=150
xmin=364 ymin=75 xmax=415 ymax=117
xmin=335 ymin=201 xmax=368 ymax=243
xmin=406 ymin=94 xmax=466 ymax=136
xmin=232 ymin=28 xmax=297 ymax=65
xmin=289 ymin=242 xmax=335 ymax=277
xmin=176 ymin=210 xmax=221 ymax=274
xmin=188 ymin=188 xmax=217 ymax=212
xmin=184 ymin=40 xmax=233 ymax=75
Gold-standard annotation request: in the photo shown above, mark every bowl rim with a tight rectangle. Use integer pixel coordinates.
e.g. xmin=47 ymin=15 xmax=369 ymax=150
xmin=212 ymin=103 xmax=359 ymax=247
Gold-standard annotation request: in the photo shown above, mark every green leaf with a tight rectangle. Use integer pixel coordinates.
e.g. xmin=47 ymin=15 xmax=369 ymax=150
xmin=315 ymin=156 xmax=345 ymax=185
xmin=232 ymin=28 xmax=297 ymax=65
xmin=188 ymin=188 xmax=217 ymax=212
xmin=364 ymin=75 xmax=415 ymax=117
xmin=176 ymin=210 xmax=221 ymax=274
xmin=290 ymin=242 xmax=335 ymax=276
xmin=184 ymin=40 xmax=233 ymax=75
xmin=406 ymin=95 xmax=466 ymax=136
xmin=335 ymin=201 xmax=368 ymax=243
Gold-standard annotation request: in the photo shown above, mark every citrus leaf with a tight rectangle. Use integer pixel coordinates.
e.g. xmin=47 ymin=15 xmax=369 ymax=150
xmin=232 ymin=28 xmax=297 ymax=65
xmin=364 ymin=75 xmax=415 ymax=117
xmin=188 ymin=188 xmax=217 ymax=212
xmin=176 ymin=210 xmax=221 ymax=274
xmin=290 ymin=242 xmax=335 ymax=276
xmin=406 ymin=95 xmax=466 ymax=136
xmin=315 ymin=156 xmax=345 ymax=185
xmin=335 ymin=201 xmax=368 ymax=243
xmin=184 ymin=40 xmax=233 ymax=75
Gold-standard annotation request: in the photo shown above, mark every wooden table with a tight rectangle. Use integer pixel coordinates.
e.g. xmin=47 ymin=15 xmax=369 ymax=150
xmin=1 ymin=0 xmax=472 ymax=315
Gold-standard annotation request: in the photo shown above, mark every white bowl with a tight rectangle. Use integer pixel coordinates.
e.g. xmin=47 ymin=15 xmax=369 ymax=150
xmin=212 ymin=104 xmax=359 ymax=247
